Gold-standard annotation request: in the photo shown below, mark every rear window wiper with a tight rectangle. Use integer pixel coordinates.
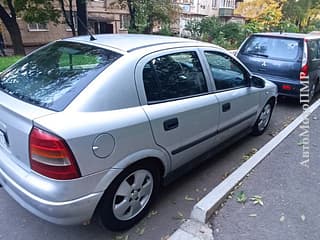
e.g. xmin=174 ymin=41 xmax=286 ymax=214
xmin=246 ymin=52 xmax=269 ymax=58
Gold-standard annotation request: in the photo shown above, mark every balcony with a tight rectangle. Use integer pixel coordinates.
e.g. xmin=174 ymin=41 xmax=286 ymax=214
xmin=218 ymin=8 xmax=234 ymax=17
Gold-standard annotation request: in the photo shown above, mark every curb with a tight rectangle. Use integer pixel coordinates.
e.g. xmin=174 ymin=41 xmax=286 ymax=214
xmin=168 ymin=98 xmax=320 ymax=239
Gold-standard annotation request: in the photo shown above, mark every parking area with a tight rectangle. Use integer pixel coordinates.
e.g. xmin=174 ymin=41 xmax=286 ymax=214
xmin=1 ymin=94 xmax=314 ymax=240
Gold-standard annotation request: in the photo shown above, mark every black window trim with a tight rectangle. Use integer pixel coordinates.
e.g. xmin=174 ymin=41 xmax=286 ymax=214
xmin=142 ymin=50 xmax=210 ymax=104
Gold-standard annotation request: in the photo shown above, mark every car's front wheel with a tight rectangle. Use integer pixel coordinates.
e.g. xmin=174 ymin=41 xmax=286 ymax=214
xmin=99 ymin=162 xmax=160 ymax=231
xmin=252 ymin=101 xmax=274 ymax=136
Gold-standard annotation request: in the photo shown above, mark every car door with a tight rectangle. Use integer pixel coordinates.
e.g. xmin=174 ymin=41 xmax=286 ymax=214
xmin=203 ymin=51 xmax=260 ymax=142
xmin=135 ymin=49 xmax=220 ymax=170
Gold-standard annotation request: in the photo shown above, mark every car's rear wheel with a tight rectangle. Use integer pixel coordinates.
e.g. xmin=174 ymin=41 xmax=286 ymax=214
xmin=99 ymin=162 xmax=160 ymax=231
xmin=252 ymin=101 xmax=274 ymax=136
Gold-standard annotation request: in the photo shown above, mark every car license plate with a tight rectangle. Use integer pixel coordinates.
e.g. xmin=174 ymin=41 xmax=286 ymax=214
xmin=0 ymin=131 xmax=7 ymax=149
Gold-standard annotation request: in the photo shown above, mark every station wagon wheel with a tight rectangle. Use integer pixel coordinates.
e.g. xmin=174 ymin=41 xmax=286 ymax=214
xmin=309 ymin=80 xmax=318 ymax=102
xmin=252 ymin=101 xmax=274 ymax=136
xmin=310 ymin=83 xmax=316 ymax=101
xmin=99 ymin=162 xmax=160 ymax=231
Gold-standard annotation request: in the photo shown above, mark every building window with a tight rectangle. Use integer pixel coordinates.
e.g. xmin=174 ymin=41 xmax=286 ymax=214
xmin=212 ymin=0 xmax=217 ymax=8
xmin=28 ymin=23 xmax=48 ymax=32
xmin=120 ymin=14 xmax=130 ymax=30
xmin=65 ymin=11 xmax=78 ymax=31
xmin=221 ymin=0 xmax=235 ymax=9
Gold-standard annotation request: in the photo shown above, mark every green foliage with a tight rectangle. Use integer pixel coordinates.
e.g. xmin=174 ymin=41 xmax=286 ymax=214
xmin=158 ymin=25 xmax=174 ymax=36
xmin=14 ymin=0 xmax=60 ymax=24
xmin=185 ymin=20 xmax=201 ymax=39
xmin=0 ymin=56 xmax=22 ymax=72
xmin=121 ymin=0 xmax=179 ymax=34
xmin=184 ymin=17 xmax=246 ymax=49
xmin=200 ymin=16 xmax=222 ymax=40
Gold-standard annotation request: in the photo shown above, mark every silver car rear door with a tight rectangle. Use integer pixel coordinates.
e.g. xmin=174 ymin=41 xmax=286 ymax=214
xmin=135 ymin=48 xmax=220 ymax=171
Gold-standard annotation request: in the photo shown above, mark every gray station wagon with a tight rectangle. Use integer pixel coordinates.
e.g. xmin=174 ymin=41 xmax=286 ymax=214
xmin=237 ymin=32 xmax=320 ymax=100
xmin=0 ymin=34 xmax=277 ymax=231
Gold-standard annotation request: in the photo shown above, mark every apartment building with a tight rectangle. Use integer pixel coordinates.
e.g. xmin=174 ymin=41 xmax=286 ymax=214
xmin=174 ymin=0 xmax=244 ymax=36
xmin=1 ymin=0 xmax=130 ymax=47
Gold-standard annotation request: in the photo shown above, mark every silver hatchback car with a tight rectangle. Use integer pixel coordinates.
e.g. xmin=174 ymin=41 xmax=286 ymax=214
xmin=0 ymin=34 xmax=277 ymax=231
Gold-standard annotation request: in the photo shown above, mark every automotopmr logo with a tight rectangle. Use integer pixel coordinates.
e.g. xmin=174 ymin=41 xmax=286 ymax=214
xmin=299 ymin=76 xmax=310 ymax=168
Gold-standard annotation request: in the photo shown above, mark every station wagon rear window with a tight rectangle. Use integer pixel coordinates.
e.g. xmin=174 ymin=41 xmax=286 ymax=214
xmin=0 ymin=41 xmax=122 ymax=111
xmin=242 ymin=36 xmax=302 ymax=61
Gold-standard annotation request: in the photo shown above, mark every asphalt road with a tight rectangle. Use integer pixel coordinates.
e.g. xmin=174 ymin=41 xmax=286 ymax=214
xmin=0 ymin=96 xmax=309 ymax=240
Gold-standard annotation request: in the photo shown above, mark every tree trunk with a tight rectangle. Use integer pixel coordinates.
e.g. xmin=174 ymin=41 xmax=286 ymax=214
xmin=76 ymin=0 xmax=88 ymax=35
xmin=0 ymin=3 xmax=25 ymax=55
xmin=127 ymin=0 xmax=138 ymax=32
xmin=6 ymin=19 xmax=25 ymax=55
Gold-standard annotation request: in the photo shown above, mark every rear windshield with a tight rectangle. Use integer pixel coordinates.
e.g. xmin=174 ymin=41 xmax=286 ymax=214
xmin=241 ymin=36 xmax=302 ymax=61
xmin=0 ymin=41 xmax=122 ymax=111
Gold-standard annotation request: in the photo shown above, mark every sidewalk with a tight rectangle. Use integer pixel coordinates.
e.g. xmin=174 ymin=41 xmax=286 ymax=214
xmin=210 ymin=107 xmax=320 ymax=239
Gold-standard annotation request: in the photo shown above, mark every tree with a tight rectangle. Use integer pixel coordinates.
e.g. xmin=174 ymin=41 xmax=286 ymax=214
xmin=58 ymin=0 xmax=76 ymax=36
xmin=119 ymin=0 xmax=180 ymax=33
xmin=282 ymin=0 xmax=320 ymax=31
xmin=235 ymin=0 xmax=285 ymax=31
xmin=76 ymin=0 xmax=87 ymax=35
xmin=0 ymin=0 xmax=60 ymax=55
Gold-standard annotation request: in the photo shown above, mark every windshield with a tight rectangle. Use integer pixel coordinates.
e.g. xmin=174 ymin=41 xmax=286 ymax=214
xmin=0 ymin=41 xmax=122 ymax=111
xmin=242 ymin=36 xmax=302 ymax=61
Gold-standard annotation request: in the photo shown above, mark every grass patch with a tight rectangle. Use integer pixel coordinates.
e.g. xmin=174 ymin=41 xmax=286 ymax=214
xmin=0 ymin=56 xmax=22 ymax=72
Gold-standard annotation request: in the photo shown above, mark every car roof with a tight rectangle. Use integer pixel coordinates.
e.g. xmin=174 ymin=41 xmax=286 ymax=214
xmin=63 ymin=34 xmax=217 ymax=53
xmin=252 ymin=32 xmax=320 ymax=40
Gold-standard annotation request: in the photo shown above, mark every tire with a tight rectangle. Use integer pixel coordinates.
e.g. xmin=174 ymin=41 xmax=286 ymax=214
xmin=309 ymin=80 xmax=319 ymax=102
xmin=252 ymin=101 xmax=274 ymax=136
xmin=309 ymin=82 xmax=316 ymax=102
xmin=99 ymin=162 xmax=160 ymax=231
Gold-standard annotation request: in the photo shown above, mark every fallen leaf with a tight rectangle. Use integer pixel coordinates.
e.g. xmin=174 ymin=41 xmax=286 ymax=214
xmin=172 ymin=211 xmax=185 ymax=220
xmin=137 ymin=227 xmax=145 ymax=235
xmin=250 ymin=195 xmax=264 ymax=206
xmin=178 ymin=211 xmax=184 ymax=218
xmin=114 ymin=235 xmax=129 ymax=240
xmin=185 ymin=195 xmax=195 ymax=201
xmin=161 ymin=235 xmax=170 ymax=240
xmin=236 ymin=191 xmax=247 ymax=204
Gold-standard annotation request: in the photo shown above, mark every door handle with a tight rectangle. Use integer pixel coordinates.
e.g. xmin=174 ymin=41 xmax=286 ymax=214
xmin=222 ymin=102 xmax=231 ymax=112
xmin=163 ymin=118 xmax=179 ymax=131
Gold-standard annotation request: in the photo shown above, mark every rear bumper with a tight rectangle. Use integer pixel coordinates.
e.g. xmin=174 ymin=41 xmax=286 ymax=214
xmin=0 ymin=148 xmax=106 ymax=225
xmin=253 ymin=73 xmax=302 ymax=98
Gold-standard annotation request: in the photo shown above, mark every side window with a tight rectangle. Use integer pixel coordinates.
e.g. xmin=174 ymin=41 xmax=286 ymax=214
xmin=309 ymin=40 xmax=320 ymax=60
xmin=143 ymin=51 xmax=208 ymax=102
xmin=204 ymin=51 xmax=248 ymax=91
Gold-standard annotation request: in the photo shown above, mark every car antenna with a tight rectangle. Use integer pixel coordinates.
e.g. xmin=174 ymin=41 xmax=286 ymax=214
xmin=76 ymin=15 xmax=97 ymax=41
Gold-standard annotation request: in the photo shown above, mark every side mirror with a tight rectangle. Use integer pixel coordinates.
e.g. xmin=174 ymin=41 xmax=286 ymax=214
xmin=251 ymin=75 xmax=265 ymax=88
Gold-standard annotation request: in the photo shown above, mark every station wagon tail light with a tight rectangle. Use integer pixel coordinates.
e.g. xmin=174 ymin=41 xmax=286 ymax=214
xmin=282 ymin=84 xmax=292 ymax=91
xmin=300 ymin=39 xmax=309 ymax=80
xmin=29 ymin=127 xmax=81 ymax=180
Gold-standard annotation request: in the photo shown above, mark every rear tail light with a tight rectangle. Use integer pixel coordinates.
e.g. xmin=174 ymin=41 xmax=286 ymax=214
xmin=29 ymin=127 xmax=80 ymax=180
xmin=282 ymin=84 xmax=292 ymax=91
xmin=300 ymin=39 xmax=309 ymax=81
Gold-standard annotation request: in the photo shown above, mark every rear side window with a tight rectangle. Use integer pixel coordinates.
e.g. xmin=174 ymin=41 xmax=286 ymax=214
xmin=0 ymin=41 xmax=122 ymax=111
xmin=309 ymin=40 xmax=320 ymax=60
xmin=142 ymin=51 xmax=208 ymax=102
xmin=242 ymin=36 xmax=302 ymax=61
